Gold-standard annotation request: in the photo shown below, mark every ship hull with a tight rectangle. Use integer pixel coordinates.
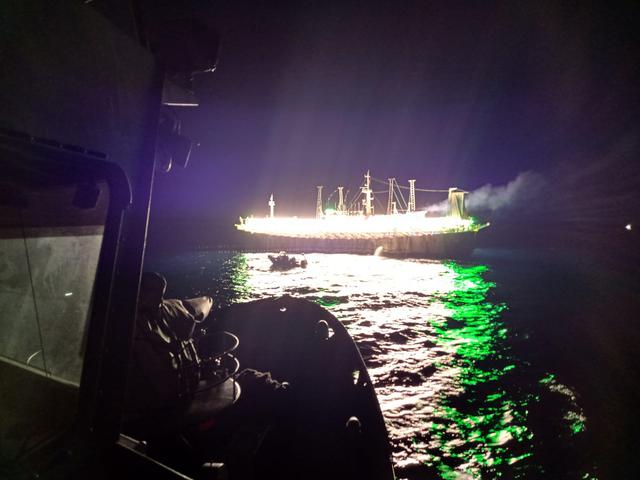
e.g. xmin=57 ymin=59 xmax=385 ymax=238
xmin=243 ymin=230 xmax=481 ymax=258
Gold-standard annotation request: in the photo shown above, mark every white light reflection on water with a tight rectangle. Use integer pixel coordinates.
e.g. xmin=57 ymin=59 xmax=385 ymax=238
xmin=240 ymin=254 xmax=511 ymax=476
xmin=153 ymin=250 xmax=591 ymax=479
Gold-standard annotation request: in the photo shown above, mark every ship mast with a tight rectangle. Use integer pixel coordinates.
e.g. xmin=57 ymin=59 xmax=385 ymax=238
xmin=387 ymin=178 xmax=396 ymax=215
xmin=316 ymin=185 xmax=324 ymax=218
xmin=362 ymin=170 xmax=374 ymax=216
xmin=337 ymin=186 xmax=345 ymax=213
xmin=268 ymin=194 xmax=275 ymax=218
xmin=408 ymin=179 xmax=416 ymax=212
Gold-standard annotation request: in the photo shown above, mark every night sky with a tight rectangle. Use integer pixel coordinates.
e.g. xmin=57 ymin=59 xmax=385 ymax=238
xmin=150 ymin=1 xmax=639 ymax=239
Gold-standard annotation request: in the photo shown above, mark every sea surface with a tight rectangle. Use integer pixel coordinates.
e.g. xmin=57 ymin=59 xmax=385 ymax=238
xmin=146 ymin=248 xmax=638 ymax=479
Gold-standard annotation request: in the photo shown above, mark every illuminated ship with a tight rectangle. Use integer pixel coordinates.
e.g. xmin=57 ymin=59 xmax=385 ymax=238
xmin=236 ymin=171 xmax=489 ymax=257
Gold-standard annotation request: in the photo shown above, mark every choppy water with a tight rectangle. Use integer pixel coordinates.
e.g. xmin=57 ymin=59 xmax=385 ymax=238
xmin=147 ymin=250 xmax=603 ymax=479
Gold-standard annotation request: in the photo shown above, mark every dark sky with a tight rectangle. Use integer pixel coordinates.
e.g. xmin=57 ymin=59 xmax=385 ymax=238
xmin=150 ymin=0 xmax=639 ymax=224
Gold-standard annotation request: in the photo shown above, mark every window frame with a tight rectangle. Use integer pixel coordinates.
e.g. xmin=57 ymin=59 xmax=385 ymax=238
xmin=0 ymin=130 xmax=132 ymax=437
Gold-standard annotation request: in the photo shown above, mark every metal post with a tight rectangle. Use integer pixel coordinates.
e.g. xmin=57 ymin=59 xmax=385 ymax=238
xmin=362 ymin=171 xmax=373 ymax=216
xmin=316 ymin=185 xmax=324 ymax=218
xmin=387 ymin=177 xmax=395 ymax=214
xmin=408 ymin=179 xmax=416 ymax=212
xmin=268 ymin=194 xmax=275 ymax=218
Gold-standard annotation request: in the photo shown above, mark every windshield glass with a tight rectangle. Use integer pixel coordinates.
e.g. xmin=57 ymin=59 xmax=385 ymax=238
xmin=0 ymin=176 xmax=109 ymax=384
xmin=0 ymin=151 xmax=110 ymax=466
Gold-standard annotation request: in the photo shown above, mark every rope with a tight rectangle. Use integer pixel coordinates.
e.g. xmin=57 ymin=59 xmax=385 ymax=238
xmin=394 ymin=182 xmax=408 ymax=210
xmin=372 ymin=176 xmax=453 ymax=192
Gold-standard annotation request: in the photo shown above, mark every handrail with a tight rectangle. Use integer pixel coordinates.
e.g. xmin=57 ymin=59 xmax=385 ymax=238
xmin=196 ymin=331 xmax=239 ymax=360
xmin=196 ymin=354 xmax=240 ymax=393
xmin=194 ymin=331 xmax=241 ymax=393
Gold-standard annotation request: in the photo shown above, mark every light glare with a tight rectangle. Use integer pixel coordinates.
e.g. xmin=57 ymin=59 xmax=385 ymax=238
xmin=237 ymin=212 xmax=483 ymax=238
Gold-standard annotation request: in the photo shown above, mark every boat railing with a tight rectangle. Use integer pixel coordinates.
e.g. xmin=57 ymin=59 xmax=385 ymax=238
xmin=194 ymin=331 xmax=240 ymax=393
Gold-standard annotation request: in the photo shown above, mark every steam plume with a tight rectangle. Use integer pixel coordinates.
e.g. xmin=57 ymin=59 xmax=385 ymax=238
xmin=425 ymin=171 xmax=545 ymax=215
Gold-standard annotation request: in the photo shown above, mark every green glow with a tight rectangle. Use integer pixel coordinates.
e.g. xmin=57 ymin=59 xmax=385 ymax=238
xmin=226 ymin=252 xmax=592 ymax=478
xmin=315 ymin=295 xmax=348 ymax=308
xmin=226 ymin=253 xmax=252 ymax=303
xmin=423 ymin=262 xmax=535 ymax=478
xmin=566 ymin=411 xmax=587 ymax=435
xmin=414 ymin=261 xmax=591 ymax=478
xmin=539 ymin=372 xmax=587 ymax=436
xmin=539 ymin=373 xmax=555 ymax=384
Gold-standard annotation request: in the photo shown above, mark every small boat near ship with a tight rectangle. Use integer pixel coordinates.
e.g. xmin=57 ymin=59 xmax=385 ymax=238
xmin=268 ymin=252 xmax=308 ymax=270
xmin=237 ymin=171 xmax=489 ymax=258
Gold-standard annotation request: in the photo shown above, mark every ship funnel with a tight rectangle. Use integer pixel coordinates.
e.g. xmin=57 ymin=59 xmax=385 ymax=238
xmin=448 ymin=188 xmax=467 ymax=219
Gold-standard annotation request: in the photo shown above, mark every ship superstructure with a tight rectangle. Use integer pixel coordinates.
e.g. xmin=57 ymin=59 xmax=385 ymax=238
xmin=236 ymin=171 xmax=488 ymax=257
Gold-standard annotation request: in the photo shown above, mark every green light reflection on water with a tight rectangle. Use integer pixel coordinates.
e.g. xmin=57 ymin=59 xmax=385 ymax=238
xmin=315 ymin=295 xmax=348 ymax=308
xmin=538 ymin=372 xmax=587 ymax=437
xmin=214 ymin=252 xmax=590 ymax=477
xmin=425 ymin=261 xmax=535 ymax=478
xmin=224 ymin=253 xmax=252 ymax=304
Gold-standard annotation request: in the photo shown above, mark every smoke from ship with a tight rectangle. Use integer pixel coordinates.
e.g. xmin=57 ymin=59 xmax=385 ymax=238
xmin=425 ymin=171 xmax=546 ymax=216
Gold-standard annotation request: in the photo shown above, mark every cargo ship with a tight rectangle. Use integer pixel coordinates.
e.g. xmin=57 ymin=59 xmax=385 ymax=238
xmin=236 ymin=171 xmax=489 ymax=257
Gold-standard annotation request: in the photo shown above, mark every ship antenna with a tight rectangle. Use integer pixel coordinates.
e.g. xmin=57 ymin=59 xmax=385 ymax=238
xmin=362 ymin=171 xmax=373 ymax=216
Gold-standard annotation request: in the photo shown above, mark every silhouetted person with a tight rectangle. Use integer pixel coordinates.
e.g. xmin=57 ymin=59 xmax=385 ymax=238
xmin=127 ymin=272 xmax=292 ymax=477
xmin=126 ymin=272 xmax=212 ymax=428
xmin=138 ymin=271 xmax=212 ymax=341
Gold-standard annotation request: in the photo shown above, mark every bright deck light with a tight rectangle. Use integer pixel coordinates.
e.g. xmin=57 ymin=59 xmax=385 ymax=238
xmin=237 ymin=212 xmax=481 ymax=239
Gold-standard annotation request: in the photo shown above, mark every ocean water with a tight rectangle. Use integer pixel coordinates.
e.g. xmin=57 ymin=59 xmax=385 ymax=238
xmin=146 ymin=248 xmax=638 ymax=479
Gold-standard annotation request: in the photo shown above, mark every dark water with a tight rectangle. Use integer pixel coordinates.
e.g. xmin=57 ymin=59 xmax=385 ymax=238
xmin=146 ymin=248 xmax=638 ymax=479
